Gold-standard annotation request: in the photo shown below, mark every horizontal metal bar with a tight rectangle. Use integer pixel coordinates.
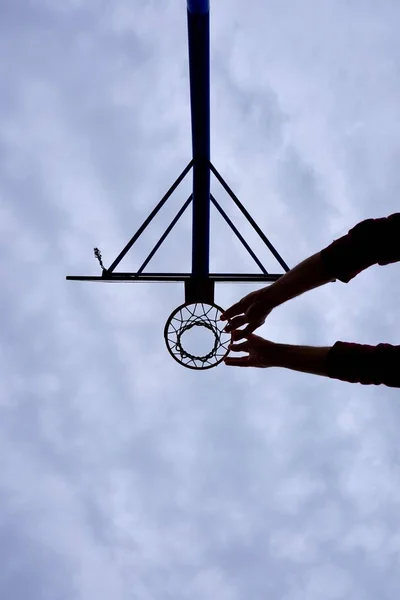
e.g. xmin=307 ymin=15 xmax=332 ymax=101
xmin=66 ymin=273 xmax=283 ymax=283
xmin=210 ymin=194 xmax=268 ymax=275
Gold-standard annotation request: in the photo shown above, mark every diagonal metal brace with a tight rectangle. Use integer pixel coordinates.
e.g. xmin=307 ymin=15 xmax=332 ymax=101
xmin=107 ymin=160 xmax=193 ymax=273
xmin=137 ymin=195 xmax=193 ymax=275
xmin=209 ymin=162 xmax=290 ymax=273
xmin=210 ymin=194 xmax=268 ymax=275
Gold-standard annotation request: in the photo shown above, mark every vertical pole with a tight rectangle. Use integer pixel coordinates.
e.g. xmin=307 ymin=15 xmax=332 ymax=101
xmin=187 ymin=0 xmax=211 ymax=280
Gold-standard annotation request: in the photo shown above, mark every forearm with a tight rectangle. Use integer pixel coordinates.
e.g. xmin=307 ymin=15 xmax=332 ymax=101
xmin=271 ymin=341 xmax=400 ymax=387
xmin=267 ymin=252 xmax=335 ymax=308
xmin=272 ymin=343 xmax=332 ymax=378
xmin=266 ymin=213 xmax=400 ymax=308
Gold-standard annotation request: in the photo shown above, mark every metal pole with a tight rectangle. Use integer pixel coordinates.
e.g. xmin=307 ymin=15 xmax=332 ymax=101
xmin=187 ymin=0 xmax=211 ymax=279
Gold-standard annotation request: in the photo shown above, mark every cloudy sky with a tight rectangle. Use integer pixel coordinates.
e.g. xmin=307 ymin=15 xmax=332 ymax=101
xmin=2 ymin=0 xmax=400 ymax=598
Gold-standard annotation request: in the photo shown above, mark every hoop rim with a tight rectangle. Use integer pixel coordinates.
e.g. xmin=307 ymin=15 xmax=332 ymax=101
xmin=164 ymin=301 xmax=230 ymax=370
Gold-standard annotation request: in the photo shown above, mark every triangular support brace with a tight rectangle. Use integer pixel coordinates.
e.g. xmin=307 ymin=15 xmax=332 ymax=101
xmin=66 ymin=160 xmax=290 ymax=301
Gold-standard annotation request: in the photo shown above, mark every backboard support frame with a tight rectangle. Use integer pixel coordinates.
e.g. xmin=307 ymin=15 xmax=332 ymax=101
xmin=66 ymin=160 xmax=290 ymax=307
xmin=66 ymin=1 xmax=291 ymax=368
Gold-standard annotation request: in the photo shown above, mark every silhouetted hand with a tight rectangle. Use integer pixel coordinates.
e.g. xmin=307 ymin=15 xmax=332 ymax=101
xmin=220 ymin=288 xmax=273 ymax=340
xmin=224 ymin=332 xmax=278 ymax=368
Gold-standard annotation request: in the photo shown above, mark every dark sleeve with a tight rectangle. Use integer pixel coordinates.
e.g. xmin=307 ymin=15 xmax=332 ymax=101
xmin=320 ymin=213 xmax=400 ymax=283
xmin=326 ymin=342 xmax=400 ymax=388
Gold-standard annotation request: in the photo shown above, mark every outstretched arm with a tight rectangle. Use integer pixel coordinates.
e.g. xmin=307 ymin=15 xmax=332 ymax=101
xmin=266 ymin=212 xmax=400 ymax=309
xmin=222 ymin=213 xmax=400 ymax=329
xmin=224 ymin=214 xmax=400 ymax=386
xmin=226 ymin=337 xmax=400 ymax=388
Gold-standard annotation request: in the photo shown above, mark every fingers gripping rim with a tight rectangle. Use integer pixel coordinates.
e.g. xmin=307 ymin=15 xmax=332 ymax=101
xmin=164 ymin=302 xmax=231 ymax=370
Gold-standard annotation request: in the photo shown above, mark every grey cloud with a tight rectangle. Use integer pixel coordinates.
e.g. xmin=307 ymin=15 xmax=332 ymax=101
xmin=1 ymin=0 xmax=400 ymax=599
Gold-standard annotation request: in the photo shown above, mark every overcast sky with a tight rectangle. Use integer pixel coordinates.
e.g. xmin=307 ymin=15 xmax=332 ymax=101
xmin=1 ymin=1 xmax=400 ymax=599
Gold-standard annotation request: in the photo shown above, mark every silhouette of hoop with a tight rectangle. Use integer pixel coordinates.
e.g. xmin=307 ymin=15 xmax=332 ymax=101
xmin=164 ymin=302 xmax=231 ymax=370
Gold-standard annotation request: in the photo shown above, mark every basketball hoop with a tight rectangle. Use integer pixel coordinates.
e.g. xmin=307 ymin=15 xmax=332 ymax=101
xmin=164 ymin=302 xmax=231 ymax=370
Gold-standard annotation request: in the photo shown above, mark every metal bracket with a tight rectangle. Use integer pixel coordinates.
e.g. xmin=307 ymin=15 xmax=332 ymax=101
xmin=185 ymin=278 xmax=215 ymax=304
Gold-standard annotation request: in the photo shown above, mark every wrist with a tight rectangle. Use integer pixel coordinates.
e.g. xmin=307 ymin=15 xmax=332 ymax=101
xmin=272 ymin=343 xmax=295 ymax=368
